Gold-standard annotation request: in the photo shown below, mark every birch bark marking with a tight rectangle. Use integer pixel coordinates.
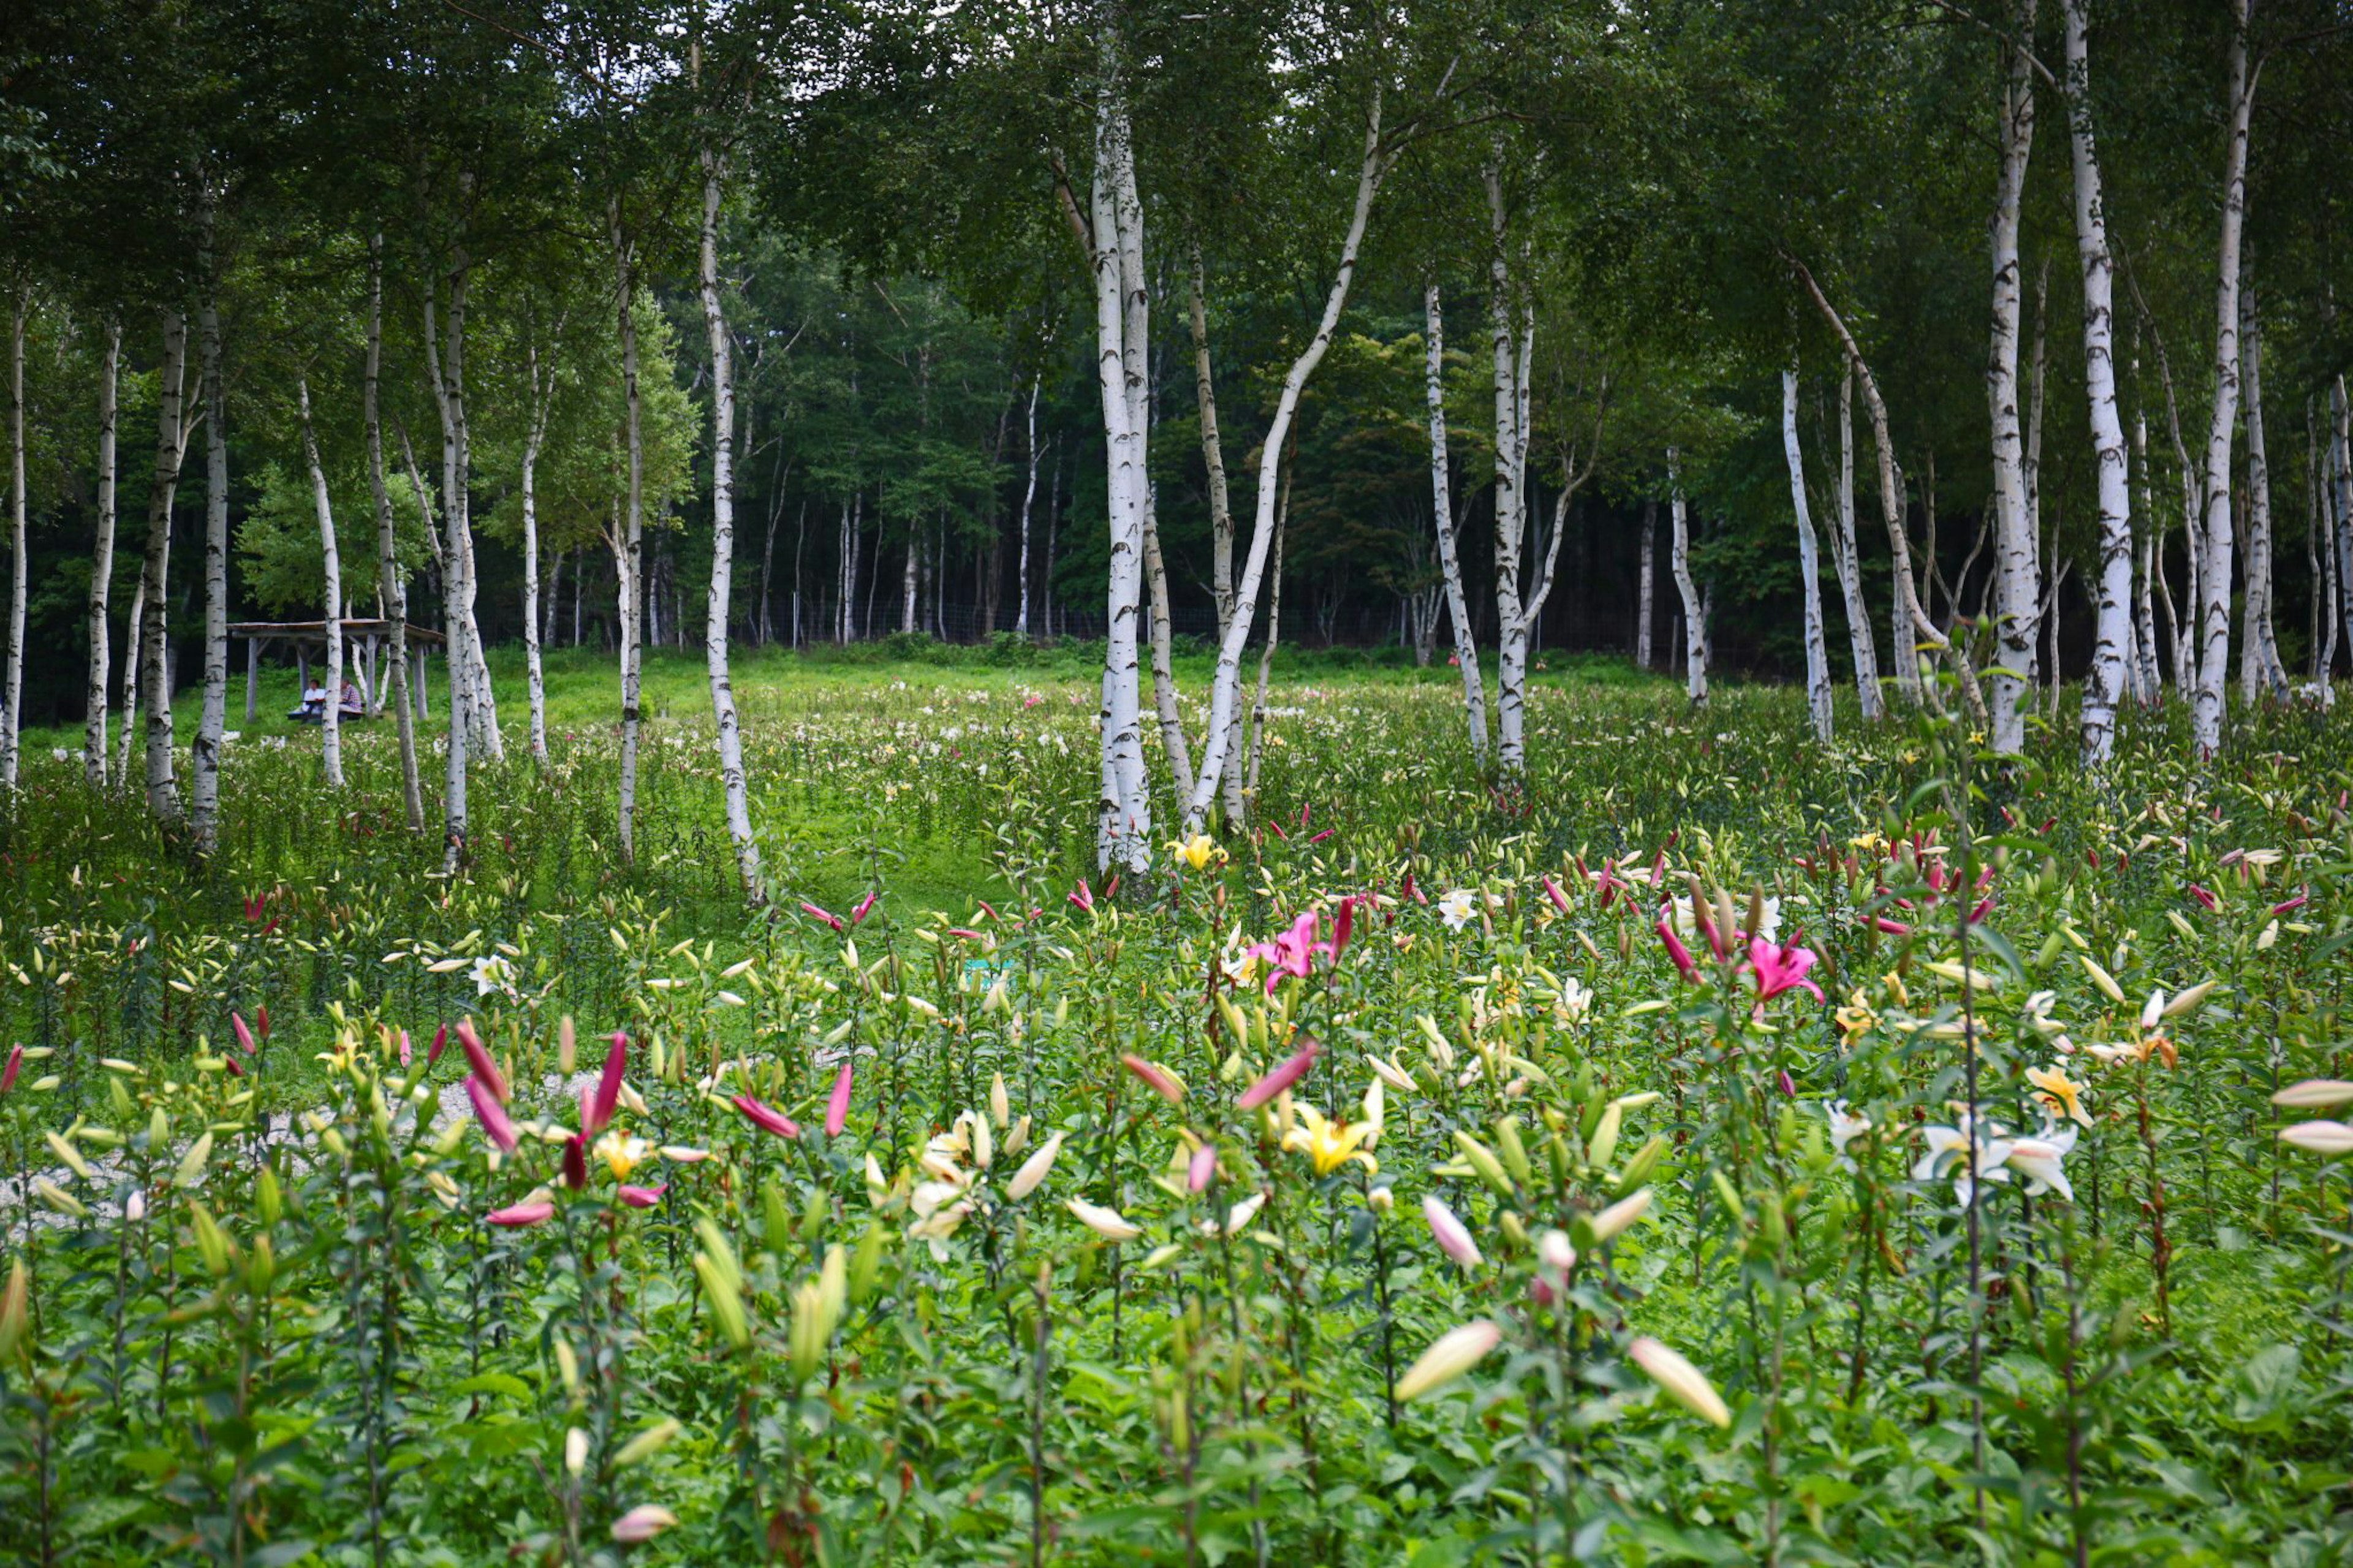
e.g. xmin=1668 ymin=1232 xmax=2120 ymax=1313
xmin=1784 ymin=367 xmax=1835 ymax=741
xmin=2191 ymin=0 xmax=2253 ymax=755
xmin=1832 ymin=366 xmax=1884 ymax=716
xmin=1485 ymin=164 xmax=1537 ymax=770
xmin=2 ymin=290 xmax=25 ymax=790
xmin=365 ymin=237 xmax=424 ymax=831
xmin=2238 ymin=288 xmax=2286 ymax=699
xmin=191 ymin=224 xmax=230 ymax=846
xmin=1987 ymin=0 xmax=2040 ymax=754
xmin=1177 ymin=87 xmax=1389 ymax=832
xmin=613 ymin=197 xmax=646 ymax=866
xmin=2066 ymin=0 xmax=2135 ymax=762
xmin=1667 ymin=447 xmax=1707 ymax=706
xmin=700 ymin=143 xmax=762 ymax=901
xmin=141 ymin=310 xmax=191 ymax=822
xmin=298 ymin=375 xmax=345 ymax=787
xmin=85 ymin=319 xmax=121 ymax=787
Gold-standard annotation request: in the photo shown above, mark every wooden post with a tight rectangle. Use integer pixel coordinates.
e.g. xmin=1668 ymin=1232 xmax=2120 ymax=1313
xmin=244 ymin=636 xmax=259 ymax=724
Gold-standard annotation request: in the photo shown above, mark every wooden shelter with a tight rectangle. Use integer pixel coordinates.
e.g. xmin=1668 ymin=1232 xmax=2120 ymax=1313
xmin=228 ymin=620 xmax=446 ymax=723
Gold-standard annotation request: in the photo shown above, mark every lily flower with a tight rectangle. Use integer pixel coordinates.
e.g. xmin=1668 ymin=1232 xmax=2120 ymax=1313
xmin=1542 ymin=875 xmax=1573 ymax=916
xmin=594 ymin=1129 xmax=650 ymax=1183
xmin=1169 ymin=834 xmax=1224 ymax=871
xmin=1629 ymin=1336 xmax=1732 ymax=1428
xmin=733 ymin=1094 xmax=801 ymax=1140
xmin=1282 ymin=1105 xmax=1376 ymax=1176
xmin=1437 ymin=889 xmax=1479 ymax=931
xmin=231 ymin=1012 xmax=256 ymax=1055
xmin=2026 ymin=1064 xmax=2091 ymax=1129
xmin=618 ymin=1183 xmax=667 ymax=1209
xmin=466 ymin=1074 xmax=519 ymax=1153
xmin=851 ymin=890 xmax=879 ymax=925
xmin=1199 ymin=1190 xmax=1265 ymax=1238
xmin=1067 ymin=880 xmax=1095 ymax=913
xmin=1245 ymin=911 xmax=1336 ymax=992
xmin=825 ymin=1061 xmax=854 ymax=1137
xmin=2007 ymin=1121 xmax=2077 ymax=1201
xmin=1066 ymin=1196 xmax=1142 ymax=1242
xmin=1423 ymin=1195 xmax=1482 ymax=1268
xmin=1237 ymin=1039 xmax=1319 ymax=1110
xmin=488 ymin=1199 xmax=555 ymax=1227
xmin=1395 ymin=1320 xmax=1501 ymax=1401
xmin=1824 ymin=1100 xmax=1871 ymax=1167
xmin=1748 ymin=941 xmax=1823 ymax=1002
xmin=1911 ymin=1114 xmax=2015 ymax=1206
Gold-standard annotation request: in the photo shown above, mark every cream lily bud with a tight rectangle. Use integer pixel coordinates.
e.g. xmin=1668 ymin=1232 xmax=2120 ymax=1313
xmin=613 ymin=1418 xmax=683 ymax=1467
xmin=1003 ymin=1115 xmax=1031 ymax=1157
xmin=1629 ymin=1336 xmax=1731 ymax=1428
xmin=2162 ymin=980 xmax=2219 ymax=1017
xmin=2079 ymin=956 xmax=2126 ymax=1006
xmin=1537 ymin=1229 xmax=1577 ymax=1274
xmin=1395 ymin=1319 xmax=1502 ymax=1402
xmin=1587 ymin=1187 xmax=1653 ymax=1244
xmin=2139 ymin=991 xmax=2165 ymax=1031
xmin=1066 ymin=1197 xmax=1141 ymax=1243
xmin=2279 ymin=1121 xmax=2353 ymax=1156
xmin=610 ymin=1505 xmax=678 ymax=1543
xmin=0 ymin=1259 xmax=29 ymax=1363
xmin=564 ymin=1426 xmax=589 ymax=1477
xmin=1423 ymin=1195 xmax=1483 ymax=1269
xmin=555 ymin=1338 xmax=580 ymax=1396
xmin=1008 ymin=1131 xmax=1064 ymax=1201
xmin=2273 ymin=1080 xmax=2353 ymax=1110
xmin=990 ymin=1072 xmax=1011 ymax=1129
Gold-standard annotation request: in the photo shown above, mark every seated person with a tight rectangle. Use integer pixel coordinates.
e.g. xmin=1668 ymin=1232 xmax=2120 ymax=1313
xmin=288 ymin=679 xmax=328 ymax=723
xmin=339 ymin=677 xmax=365 ymax=717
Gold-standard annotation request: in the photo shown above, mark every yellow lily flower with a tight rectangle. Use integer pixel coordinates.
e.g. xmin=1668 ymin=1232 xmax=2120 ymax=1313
xmin=1835 ymin=990 xmax=1879 ymax=1045
xmin=594 ymin=1129 xmax=650 ymax=1183
xmin=2026 ymin=1064 xmax=2091 ymax=1129
xmin=1282 ymin=1104 xmax=1377 ymax=1176
xmin=1169 ymin=834 xmax=1224 ymax=872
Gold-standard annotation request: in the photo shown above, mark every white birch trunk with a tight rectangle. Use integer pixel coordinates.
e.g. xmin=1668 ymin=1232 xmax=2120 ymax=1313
xmin=85 ymin=319 xmax=121 ymax=787
xmin=1636 ymin=498 xmax=1656 ymax=672
xmin=2239 ymin=287 xmax=2286 ymax=700
xmin=2 ymin=291 xmax=24 ymax=790
xmin=297 ymin=374 xmax=344 ymax=787
xmin=522 ymin=335 xmax=551 ymax=765
xmin=423 ymin=274 xmax=469 ymax=865
xmin=612 ymin=201 xmax=645 ymax=865
xmin=2333 ymin=379 xmax=2352 ymax=688
xmin=2132 ymin=404 xmax=2162 ymax=700
xmin=1486 ymin=171 xmax=1538 ymax=771
xmin=1987 ymin=3 xmax=2040 ymax=754
xmin=365 ymin=236 xmax=424 ymax=831
xmin=1830 ymin=366 xmax=1884 ymax=716
xmin=1015 ymin=373 xmax=1040 ymax=638
xmin=1177 ymin=88 xmax=1389 ymax=832
xmin=1783 ymin=366 xmax=1835 ymax=741
xmin=1141 ymin=483 xmax=1194 ymax=803
xmin=2067 ymin=0 xmax=2135 ymax=762
xmin=141 ymin=310 xmax=189 ymax=822
xmin=2191 ymin=0 xmax=2253 ymax=755
xmin=191 ymin=249 xmax=229 ymax=846
xmin=1423 ymin=284 xmax=1489 ymax=762
xmin=1188 ymin=244 xmax=1248 ymax=824
xmin=700 ymin=146 xmax=762 ymax=901
xmin=1090 ymin=58 xmax=1151 ymax=871
xmin=1246 ymin=461 xmax=1290 ymax=798
xmin=1667 ymin=448 xmax=1708 ymax=705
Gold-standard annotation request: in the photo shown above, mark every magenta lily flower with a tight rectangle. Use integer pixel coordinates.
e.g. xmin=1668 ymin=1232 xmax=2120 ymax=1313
xmin=618 ymin=1183 xmax=667 ymax=1209
xmin=800 ymin=901 xmax=844 ymax=933
xmin=487 ymin=1200 xmax=555 ymax=1228
xmin=466 ymin=1074 xmax=519 ymax=1153
xmin=825 ymin=1061 xmax=854 ymax=1138
xmin=457 ymin=1020 xmax=507 ymax=1103
xmin=585 ymin=1031 xmax=628 ymax=1138
xmin=1748 ymin=940 xmax=1824 ymax=1002
xmin=1238 ymin=1039 xmax=1319 ymax=1111
xmin=734 ymin=1094 xmax=801 ymax=1140
xmin=1245 ymin=911 xmax=1336 ymax=994
xmin=1656 ymin=917 xmax=1697 ymax=982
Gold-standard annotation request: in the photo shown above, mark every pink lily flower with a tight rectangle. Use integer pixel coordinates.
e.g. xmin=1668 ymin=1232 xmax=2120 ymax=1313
xmin=1246 ymin=911 xmax=1335 ymax=994
xmin=851 ymin=890 xmax=879 ymax=926
xmin=1748 ymin=941 xmax=1824 ymax=1002
xmin=466 ymin=1074 xmax=519 ymax=1153
xmin=585 ymin=1031 xmax=627 ymax=1138
xmin=1656 ymin=917 xmax=1697 ymax=982
xmin=458 ymin=1020 xmax=507 ymax=1103
xmin=1121 ymin=1054 xmax=1186 ymax=1104
xmin=618 ymin=1184 xmax=667 ymax=1209
xmin=487 ymin=1200 xmax=555 ymax=1228
xmin=825 ymin=1061 xmax=854 ymax=1138
xmin=800 ymin=901 xmax=844 ymax=933
xmin=733 ymin=1094 xmax=801 ymax=1140
xmin=1237 ymin=1038 xmax=1319 ymax=1111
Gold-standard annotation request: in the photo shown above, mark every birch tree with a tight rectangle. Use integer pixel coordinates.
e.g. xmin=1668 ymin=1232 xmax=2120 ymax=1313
xmin=2 ymin=289 xmax=23 ymax=791
xmin=1828 ymin=368 xmax=1883 ymax=717
xmin=296 ymin=373 xmax=344 ymax=784
xmin=1783 ymin=365 xmax=1834 ymax=741
xmin=84 ymin=317 xmax=119 ymax=787
xmin=2189 ymin=0 xmax=2254 ymax=755
xmin=190 ymin=196 xmax=230 ymax=847
xmin=1985 ymin=0 xmax=2040 ymax=756
xmin=2238 ymin=287 xmax=2287 ymax=700
xmin=1423 ymin=281 xmax=1488 ymax=760
xmin=1667 ymin=446 xmax=1707 ymax=705
xmin=364 ymin=235 xmax=425 ymax=831
xmin=699 ymin=134 xmax=762 ymax=901
xmin=140 ymin=309 xmax=192 ymax=822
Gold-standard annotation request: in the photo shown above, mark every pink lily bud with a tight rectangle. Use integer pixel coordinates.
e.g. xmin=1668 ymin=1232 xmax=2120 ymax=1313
xmin=458 ymin=1021 xmax=507 ymax=1103
xmin=1068 ymin=880 xmax=1094 ymax=912
xmin=0 ymin=1044 xmax=20 ymax=1095
xmin=225 ymin=1058 xmax=243 ymax=1077
xmin=256 ymin=1006 xmax=270 ymax=1039
xmin=1120 ymin=1054 xmax=1186 ymax=1104
xmin=1777 ymin=1069 xmax=1796 ymax=1097
xmin=487 ymin=1200 xmax=555 ymax=1228
xmin=851 ymin=890 xmax=879 ymax=926
xmin=618 ymin=1184 xmax=667 ymax=1209
xmin=2186 ymin=883 xmax=2219 ymax=912
xmin=945 ymin=928 xmax=983 ymax=940
xmin=1542 ymin=876 xmax=1572 ymax=916
xmin=231 ymin=1012 xmax=256 ymax=1056
xmin=467 ymin=1074 xmax=519 ymax=1153
xmin=800 ymin=901 xmax=844 ymax=932
xmin=1422 ymin=1195 xmax=1482 ymax=1269
xmin=428 ymin=1023 xmax=449 ymax=1066
xmin=562 ymin=1135 xmax=588 ymax=1191
xmin=825 ymin=1062 xmax=854 ymax=1138
xmin=1656 ymin=918 xmax=1697 ymax=982
xmin=1871 ymin=917 xmax=1909 ymax=936
xmin=586 ymin=1032 xmax=627 ymax=1137
xmin=1331 ymin=896 xmax=1357 ymax=965
xmin=610 ymin=1506 xmax=678 ymax=1543
xmin=2272 ymin=893 xmax=2308 ymax=915
xmin=1237 ymin=1038 xmax=1319 ymax=1110
xmin=397 ymin=1030 xmax=412 ymax=1067
xmin=1968 ymin=897 xmax=1994 ymax=925
xmin=1188 ymin=1142 xmax=1218 ymax=1192
xmin=733 ymin=1094 xmax=801 ymax=1140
